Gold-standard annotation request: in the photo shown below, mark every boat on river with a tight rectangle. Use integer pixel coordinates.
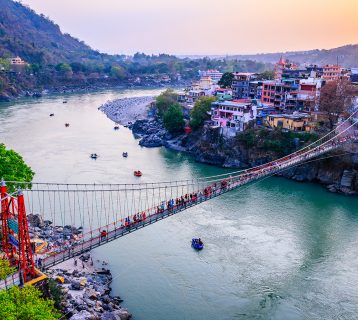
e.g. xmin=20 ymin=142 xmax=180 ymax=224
xmin=191 ymin=238 xmax=204 ymax=250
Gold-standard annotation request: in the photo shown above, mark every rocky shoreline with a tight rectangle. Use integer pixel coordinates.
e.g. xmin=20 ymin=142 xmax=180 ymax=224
xmin=99 ymin=96 xmax=154 ymax=125
xmin=28 ymin=214 xmax=131 ymax=320
xmin=130 ymin=118 xmax=358 ymax=196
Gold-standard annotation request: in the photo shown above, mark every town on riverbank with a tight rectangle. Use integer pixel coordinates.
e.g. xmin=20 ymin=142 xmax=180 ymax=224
xmin=101 ymin=60 xmax=358 ymax=195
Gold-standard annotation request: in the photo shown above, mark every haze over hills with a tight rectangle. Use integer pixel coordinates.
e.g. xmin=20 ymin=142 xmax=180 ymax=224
xmin=226 ymin=45 xmax=358 ymax=67
xmin=0 ymin=0 xmax=357 ymax=68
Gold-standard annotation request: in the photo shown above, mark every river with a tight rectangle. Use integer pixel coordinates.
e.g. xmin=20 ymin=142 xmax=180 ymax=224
xmin=1 ymin=89 xmax=358 ymax=320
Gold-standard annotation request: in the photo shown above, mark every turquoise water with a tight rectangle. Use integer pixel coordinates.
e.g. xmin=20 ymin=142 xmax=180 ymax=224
xmin=1 ymin=90 xmax=358 ymax=320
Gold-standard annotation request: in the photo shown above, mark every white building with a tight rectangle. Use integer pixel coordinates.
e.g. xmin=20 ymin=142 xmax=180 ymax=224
xmin=9 ymin=56 xmax=27 ymax=65
xmin=198 ymin=69 xmax=223 ymax=84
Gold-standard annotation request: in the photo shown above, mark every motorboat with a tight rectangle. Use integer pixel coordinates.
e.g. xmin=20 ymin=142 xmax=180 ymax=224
xmin=122 ymin=152 xmax=128 ymax=158
xmin=191 ymin=238 xmax=204 ymax=250
xmin=134 ymin=170 xmax=142 ymax=177
xmin=90 ymin=153 xmax=99 ymax=159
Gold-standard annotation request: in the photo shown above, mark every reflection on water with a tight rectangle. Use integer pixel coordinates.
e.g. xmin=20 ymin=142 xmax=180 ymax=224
xmin=1 ymin=89 xmax=358 ymax=320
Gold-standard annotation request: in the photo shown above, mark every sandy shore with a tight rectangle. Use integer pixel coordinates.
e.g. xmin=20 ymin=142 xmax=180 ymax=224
xmin=99 ymin=96 xmax=154 ymax=125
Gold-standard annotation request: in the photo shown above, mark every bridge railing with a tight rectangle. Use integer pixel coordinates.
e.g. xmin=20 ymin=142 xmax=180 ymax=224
xmin=0 ymin=272 xmax=21 ymax=291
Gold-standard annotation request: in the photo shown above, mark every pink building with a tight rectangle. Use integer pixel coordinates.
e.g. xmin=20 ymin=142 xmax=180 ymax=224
xmin=210 ymin=100 xmax=257 ymax=136
xmin=322 ymin=64 xmax=342 ymax=81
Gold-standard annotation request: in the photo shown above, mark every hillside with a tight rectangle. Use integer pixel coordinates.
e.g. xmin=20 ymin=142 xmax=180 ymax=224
xmin=228 ymin=44 xmax=358 ymax=67
xmin=0 ymin=0 xmax=111 ymax=64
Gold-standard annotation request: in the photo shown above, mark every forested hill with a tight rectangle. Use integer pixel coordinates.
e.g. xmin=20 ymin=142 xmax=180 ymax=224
xmin=228 ymin=44 xmax=358 ymax=67
xmin=0 ymin=0 xmax=109 ymax=64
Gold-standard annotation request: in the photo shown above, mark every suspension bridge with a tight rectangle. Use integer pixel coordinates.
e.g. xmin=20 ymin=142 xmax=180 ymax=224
xmin=1 ymin=113 xmax=358 ymax=286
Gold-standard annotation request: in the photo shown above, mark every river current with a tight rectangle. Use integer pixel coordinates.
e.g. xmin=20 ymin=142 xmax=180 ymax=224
xmin=1 ymin=89 xmax=358 ymax=320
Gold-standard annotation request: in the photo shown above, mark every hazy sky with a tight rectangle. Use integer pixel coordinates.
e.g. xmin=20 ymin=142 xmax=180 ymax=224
xmin=21 ymin=0 xmax=358 ymax=55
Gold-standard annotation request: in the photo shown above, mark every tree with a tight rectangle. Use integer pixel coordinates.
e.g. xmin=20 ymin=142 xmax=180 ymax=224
xmin=55 ymin=63 xmax=72 ymax=78
xmin=110 ymin=66 xmax=126 ymax=80
xmin=319 ymin=79 xmax=356 ymax=129
xmin=163 ymin=103 xmax=185 ymax=134
xmin=218 ymin=72 xmax=234 ymax=88
xmin=156 ymin=89 xmax=178 ymax=117
xmin=0 ymin=58 xmax=10 ymax=71
xmin=258 ymin=70 xmax=274 ymax=80
xmin=0 ymin=259 xmax=16 ymax=280
xmin=190 ymin=96 xmax=216 ymax=129
xmin=0 ymin=285 xmax=61 ymax=320
xmin=0 ymin=143 xmax=35 ymax=192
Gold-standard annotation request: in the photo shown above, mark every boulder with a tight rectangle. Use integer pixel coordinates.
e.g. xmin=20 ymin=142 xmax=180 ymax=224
xmin=101 ymin=312 xmax=120 ymax=320
xmin=70 ymin=280 xmax=81 ymax=291
xmin=139 ymin=134 xmax=163 ymax=148
xmin=113 ymin=308 xmax=132 ymax=320
xmin=69 ymin=310 xmax=96 ymax=320
xmin=27 ymin=214 xmax=44 ymax=228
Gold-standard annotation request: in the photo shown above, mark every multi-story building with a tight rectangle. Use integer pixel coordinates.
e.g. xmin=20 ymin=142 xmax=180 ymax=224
xmin=248 ymin=81 xmax=263 ymax=100
xmin=261 ymin=79 xmax=299 ymax=109
xmin=198 ymin=69 xmax=223 ymax=84
xmin=285 ymin=78 xmax=323 ymax=112
xmin=322 ymin=64 xmax=342 ymax=81
xmin=210 ymin=100 xmax=257 ymax=136
xmin=232 ymin=73 xmax=257 ymax=99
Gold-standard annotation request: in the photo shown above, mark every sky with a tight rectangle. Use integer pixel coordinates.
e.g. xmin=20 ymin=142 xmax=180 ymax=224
xmin=21 ymin=0 xmax=358 ymax=56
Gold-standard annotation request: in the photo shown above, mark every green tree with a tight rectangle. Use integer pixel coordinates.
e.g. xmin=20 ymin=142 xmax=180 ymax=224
xmin=0 ymin=259 xmax=16 ymax=280
xmin=0 ymin=144 xmax=35 ymax=192
xmin=55 ymin=63 xmax=72 ymax=74
xmin=190 ymin=96 xmax=216 ymax=129
xmin=163 ymin=103 xmax=185 ymax=134
xmin=258 ymin=70 xmax=274 ymax=80
xmin=218 ymin=72 xmax=234 ymax=88
xmin=110 ymin=66 xmax=126 ymax=80
xmin=0 ymin=58 xmax=10 ymax=71
xmin=156 ymin=89 xmax=178 ymax=117
xmin=0 ymin=285 xmax=61 ymax=320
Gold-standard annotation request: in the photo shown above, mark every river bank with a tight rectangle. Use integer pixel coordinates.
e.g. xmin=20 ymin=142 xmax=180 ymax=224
xmin=28 ymin=214 xmax=131 ymax=320
xmin=98 ymin=98 xmax=358 ymax=195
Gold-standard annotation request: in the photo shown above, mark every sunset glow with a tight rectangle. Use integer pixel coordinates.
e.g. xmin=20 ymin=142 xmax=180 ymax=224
xmin=21 ymin=0 xmax=358 ymax=55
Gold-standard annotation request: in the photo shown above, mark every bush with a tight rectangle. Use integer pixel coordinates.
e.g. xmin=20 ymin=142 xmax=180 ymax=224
xmin=163 ymin=103 xmax=185 ymax=134
xmin=156 ymin=89 xmax=178 ymax=117
xmin=0 ymin=286 xmax=61 ymax=320
xmin=237 ymin=128 xmax=318 ymax=156
xmin=0 ymin=143 xmax=35 ymax=192
xmin=0 ymin=259 xmax=16 ymax=280
xmin=190 ymin=96 xmax=216 ymax=129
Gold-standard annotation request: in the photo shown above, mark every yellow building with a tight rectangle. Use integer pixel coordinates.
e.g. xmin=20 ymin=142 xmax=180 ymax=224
xmin=266 ymin=113 xmax=312 ymax=132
